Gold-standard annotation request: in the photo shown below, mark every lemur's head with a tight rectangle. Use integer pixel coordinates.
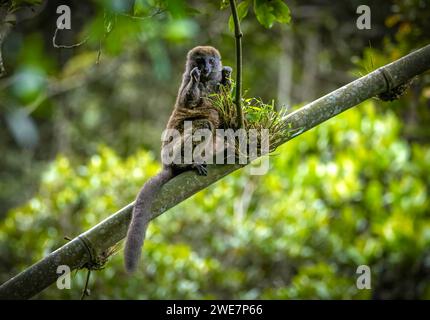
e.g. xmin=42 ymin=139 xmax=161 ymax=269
xmin=187 ymin=46 xmax=222 ymax=81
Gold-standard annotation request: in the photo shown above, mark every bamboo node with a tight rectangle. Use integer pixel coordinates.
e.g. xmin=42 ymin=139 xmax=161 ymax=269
xmin=377 ymin=68 xmax=415 ymax=101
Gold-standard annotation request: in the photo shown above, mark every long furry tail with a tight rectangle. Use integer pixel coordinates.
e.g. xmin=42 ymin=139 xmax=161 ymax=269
xmin=124 ymin=166 xmax=174 ymax=273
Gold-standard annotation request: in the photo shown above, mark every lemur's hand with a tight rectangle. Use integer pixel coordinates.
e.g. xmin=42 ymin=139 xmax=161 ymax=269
xmin=222 ymin=66 xmax=233 ymax=86
xmin=190 ymin=67 xmax=201 ymax=82
xmin=222 ymin=66 xmax=232 ymax=77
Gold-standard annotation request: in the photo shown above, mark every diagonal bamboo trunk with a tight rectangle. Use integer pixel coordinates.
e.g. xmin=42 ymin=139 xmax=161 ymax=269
xmin=1 ymin=44 xmax=430 ymax=299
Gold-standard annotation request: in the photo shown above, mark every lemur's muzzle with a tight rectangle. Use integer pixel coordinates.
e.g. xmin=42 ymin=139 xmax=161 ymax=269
xmin=202 ymin=68 xmax=210 ymax=77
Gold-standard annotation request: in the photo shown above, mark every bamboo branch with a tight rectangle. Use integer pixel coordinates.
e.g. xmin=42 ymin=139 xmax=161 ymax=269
xmin=1 ymin=44 xmax=430 ymax=299
xmin=229 ymin=0 xmax=244 ymax=128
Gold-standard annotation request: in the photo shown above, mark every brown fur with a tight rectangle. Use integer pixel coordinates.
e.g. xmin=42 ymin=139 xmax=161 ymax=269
xmin=124 ymin=46 xmax=232 ymax=273
xmin=166 ymin=47 xmax=223 ymax=132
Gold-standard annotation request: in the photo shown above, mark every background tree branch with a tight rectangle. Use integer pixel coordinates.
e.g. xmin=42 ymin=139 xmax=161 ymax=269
xmin=1 ymin=43 xmax=430 ymax=299
xmin=0 ymin=4 xmax=12 ymax=77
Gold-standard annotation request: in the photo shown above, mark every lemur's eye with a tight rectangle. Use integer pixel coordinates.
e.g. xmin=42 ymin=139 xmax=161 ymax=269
xmin=196 ymin=57 xmax=204 ymax=64
xmin=209 ymin=58 xmax=215 ymax=65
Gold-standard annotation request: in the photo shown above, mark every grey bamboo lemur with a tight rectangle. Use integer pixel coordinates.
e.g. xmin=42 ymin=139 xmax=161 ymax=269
xmin=124 ymin=46 xmax=232 ymax=273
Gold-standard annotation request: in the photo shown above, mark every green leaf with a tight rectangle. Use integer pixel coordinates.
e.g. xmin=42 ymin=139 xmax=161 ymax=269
xmin=228 ymin=0 xmax=250 ymax=33
xmin=133 ymin=0 xmax=149 ymax=16
xmin=273 ymin=0 xmax=291 ymax=24
xmin=254 ymin=0 xmax=291 ymax=28
xmin=253 ymin=0 xmax=276 ymax=28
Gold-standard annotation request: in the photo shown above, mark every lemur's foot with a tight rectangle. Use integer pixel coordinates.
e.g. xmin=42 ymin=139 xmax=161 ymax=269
xmin=193 ymin=163 xmax=208 ymax=176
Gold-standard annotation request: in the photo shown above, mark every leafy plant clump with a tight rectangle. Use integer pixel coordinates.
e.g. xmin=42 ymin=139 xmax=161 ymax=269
xmin=210 ymin=84 xmax=294 ymax=154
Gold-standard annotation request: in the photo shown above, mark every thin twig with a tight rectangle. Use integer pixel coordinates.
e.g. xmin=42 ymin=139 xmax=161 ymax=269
xmin=96 ymin=39 xmax=102 ymax=65
xmin=52 ymin=27 xmax=89 ymax=49
xmin=229 ymin=0 xmax=244 ymax=128
xmin=80 ymin=269 xmax=91 ymax=300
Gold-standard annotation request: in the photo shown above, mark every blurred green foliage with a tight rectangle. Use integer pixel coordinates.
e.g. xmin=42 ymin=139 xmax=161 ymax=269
xmin=1 ymin=101 xmax=429 ymax=299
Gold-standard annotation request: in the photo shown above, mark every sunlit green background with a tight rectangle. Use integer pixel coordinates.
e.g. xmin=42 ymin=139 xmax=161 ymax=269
xmin=0 ymin=0 xmax=429 ymax=299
